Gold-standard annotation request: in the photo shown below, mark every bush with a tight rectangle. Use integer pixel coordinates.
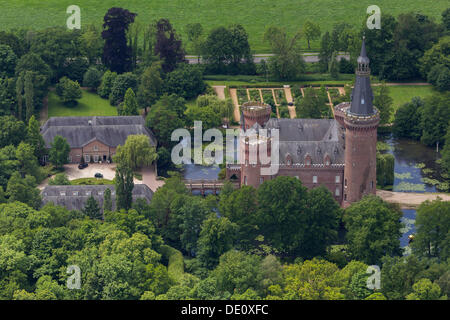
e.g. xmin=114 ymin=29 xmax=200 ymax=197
xmin=55 ymin=77 xmax=82 ymax=105
xmin=48 ymin=173 xmax=71 ymax=185
xmin=109 ymin=72 xmax=138 ymax=106
xmin=339 ymin=58 xmax=354 ymax=74
xmin=83 ymin=67 xmax=103 ymax=91
xmin=160 ymin=245 xmax=184 ymax=283
xmin=98 ymin=70 xmax=117 ymax=98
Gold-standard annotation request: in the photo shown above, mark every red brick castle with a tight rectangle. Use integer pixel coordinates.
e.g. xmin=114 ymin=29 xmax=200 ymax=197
xmin=226 ymin=38 xmax=380 ymax=207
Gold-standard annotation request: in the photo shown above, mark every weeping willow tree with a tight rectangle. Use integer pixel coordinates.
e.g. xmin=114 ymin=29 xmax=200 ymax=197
xmin=376 ymin=152 xmax=395 ymax=187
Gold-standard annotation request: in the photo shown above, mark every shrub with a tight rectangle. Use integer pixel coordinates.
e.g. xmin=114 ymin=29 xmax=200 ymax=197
xmin=55 ymin=77 xmax=82 ymax=105
xmin=83 ymin=67 xmax=103 ymax=91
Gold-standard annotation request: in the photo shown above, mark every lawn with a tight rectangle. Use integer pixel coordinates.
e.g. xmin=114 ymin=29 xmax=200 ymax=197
xmin=383 ymin=85 xmax=435 ymax=121
xmin=47 ymin=89 xmax=117 ymax=118
xmin=1 ymin=0 xmax=447 ymax=53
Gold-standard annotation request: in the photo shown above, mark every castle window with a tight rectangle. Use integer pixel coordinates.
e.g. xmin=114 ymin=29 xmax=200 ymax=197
xmin=287 ymin=159 xmax=292 ymax=165
xmin=335 ymin=176 xmax=340 ymax=183
xmin=344 ymin=194 xmax=347 ymax=201
xmin=313 ymin=176 xmax=318 ymax=184
xmin=244 ymin=176 xmax=247 ymax=185
xmin=94 ymin=145 xmax=98 ymax=151
xmin=371 ymin=181 xmax=374 ymax=189
xmin=260 ymin=177 xmax=264 ymax=185
xmin=344 ymin=179 xmax=347 ymax=187
xmin=335 ymin=188 xmax=340 ymax=196
xmin=60 ymin=191 xmax=66 ymax=196
xmin=295 ymin=176 xmax=299 ymax=179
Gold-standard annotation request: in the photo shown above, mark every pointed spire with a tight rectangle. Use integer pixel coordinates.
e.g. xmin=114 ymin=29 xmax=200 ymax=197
xmin=349 ymin=37 xmax=374 ymax=116
xmin=360 ymin=36 xmax=367 ymax=58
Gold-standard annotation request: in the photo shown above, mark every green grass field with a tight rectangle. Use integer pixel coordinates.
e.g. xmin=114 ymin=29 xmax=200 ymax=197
xmin=47 ymin=89 xmax=117 ymax=117
xmin=1 ymin=0 xmax=447 ymax=53
xmin=384 ymin=85 xmax=435 ymax=121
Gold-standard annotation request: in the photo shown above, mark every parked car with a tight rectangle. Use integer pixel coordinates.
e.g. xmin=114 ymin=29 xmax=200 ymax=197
xmin=78 ymin=163 xmax=88 ymax=169
xmin=94 ymin=173 xmax=103 ymax=178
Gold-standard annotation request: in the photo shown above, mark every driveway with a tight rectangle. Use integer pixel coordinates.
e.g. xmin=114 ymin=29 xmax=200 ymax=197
xmin=64 ymin=163 xmax=118 ymax=180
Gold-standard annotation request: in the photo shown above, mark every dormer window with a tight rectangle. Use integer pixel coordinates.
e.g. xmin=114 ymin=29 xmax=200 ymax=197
xmin=361 ymin=98 xmax=365 ymax=104
xmin=324 ymin=154 xmax=331 ymax=166
xmin=304 ymin=154 xmax=311 ymax=166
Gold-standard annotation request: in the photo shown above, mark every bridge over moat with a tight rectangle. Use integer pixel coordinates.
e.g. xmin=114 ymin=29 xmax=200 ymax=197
xmin=184 ymin=179 xmax=239 ymax=195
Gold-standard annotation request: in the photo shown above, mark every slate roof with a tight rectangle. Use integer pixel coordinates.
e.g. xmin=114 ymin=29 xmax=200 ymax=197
xmin=264 ymin=118 xmax=345 ymax=165
xmin=349 ymin=38 xmax=374 ymax=116
xmin=41 ymin=116 xmax=157 ymax=148
xmin=41 ymin=184 xmax=153 ymax=212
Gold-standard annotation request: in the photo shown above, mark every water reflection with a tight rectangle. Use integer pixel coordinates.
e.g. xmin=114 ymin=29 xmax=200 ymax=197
xmin=380 ymin=135 xmax=445 ymax=193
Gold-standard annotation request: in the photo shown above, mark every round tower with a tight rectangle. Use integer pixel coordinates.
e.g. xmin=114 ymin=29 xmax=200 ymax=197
xmin=241 ymin=101 xmax=271 ymax=130
xmin=343 ymin=38 xmax=380 ymax=207
xmin=239 ymin=101 xmax=272 ymax=187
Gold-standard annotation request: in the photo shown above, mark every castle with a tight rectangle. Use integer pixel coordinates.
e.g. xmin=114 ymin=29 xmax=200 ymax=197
xmin=226 ymin=39 xmax=380 ymax=207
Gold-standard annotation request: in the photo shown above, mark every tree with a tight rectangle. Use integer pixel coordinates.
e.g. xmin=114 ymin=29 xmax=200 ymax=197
xmin=103 ymin=188 xmax=112 ymax=212
xmin=443 ymin=8 xmax=450 ymax=32
xmin=24 ymin=71 xmax=34 ymax=122
xmin=263 ymin=26 xmax=305 ymax=80
xmin=256 ymin=176 xmax=308 ymax=254
xmin=319 ymin=31 xmax=333 ymax=72
xmin=428 ymin=65 xmax=450 ymax=92
xmin=412 ymin=198 xmax=449 ymax=260
xmin=301 ymin=186 xmax=341 ymax=258
xmin=363 ymin=14 xmax=397 ymax=76
xmin=83 ymin=196 xmax=102 ymax=220
xmin=101 ymin=7 xmax=137 ymax=73
xmin=15 ymin=53 xmax=51 ymax=82
xmin=55 ymin=77 xmax=82 ymax=105
xmin=344 ymin=195 xmax=403 ymax=265
xmin=303 ymin=21 xmax=321 ymax=50
xmin=80 ymin=25 xmax=103 ymax=65
xmin=48 ymin=173 xmax=70 ymax=185
xmin=442 ymin=125 xmax=450 ymax=174
xmin=328 ymin=51 xmax=339 ymax=79
xmin=115 ymin=163 xmax=134 ymax=211
xmin=145 ymin=95 xmax=185 ymax=148
xmin=392 ymin=97 xmax=424 ymax=140
xmin=211 ymin=250 xmax=261 ymax=295
xmin=0 ymin=77 xmax=16 ymax=116
xmin=406 ymin=278 xmax=445 ymax=300
xmin=420 ymin=36 xmax=450 ymax=78
xmin=137 ymin=62 xmax=163 ymax=114
xmin=296 ymin=87 xmax=325 ymax=119
xmin=83 ymin=67 xmax=103 ymax=91
xmin=281 ymin=258 xmax=345 ymax=300
xmin=28 ymin=27 xmax=83 ymax=82
xmin=0 ymin=44 xmax=17 ymax=77
xmin=98 ymin=70 xmax=117 ymax=98
xmin=185 ymin=23 xmax=203 ymax=62
xmin=154 ymin=19 xmax=186 ymax=73
xmin=118 ymin=88 xmax=139 ymax=116
xmin=373 ymin=82 xmax=394 ymax=125
xmin=178 ymin=196 xmax=210 ymax=255
xmin=420 ymin=93 xmax=450 ymax=148
xmin=113 ymin=134 xmax=157 ymax=171
xmin=164 ymin=64 xmax=206 ymax=100
xmin=6 ymin=172 xmax=41 ymax=209
xmin=197 ymin=214 xmax=237 ymax=269
xmin=0 ymin=116 xmax=26 ymax=148
xmin=15 ymin=142 xmax=39 ymax=179
xmin=219 ymin=185 xmax=258 ymax=250
xmin=26 ymin=116 xmax=45 ymax=160
xmin=48 ymin=135 xmax=70 ymax=169
xmin=109 ymin=72 xmax=138 ymax=106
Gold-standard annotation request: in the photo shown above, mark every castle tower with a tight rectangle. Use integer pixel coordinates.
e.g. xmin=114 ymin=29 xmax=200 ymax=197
xmin=342 ymin=38 xmax=380 ymax=207
xmin=240 ymin=102 xmax=272 ymax=187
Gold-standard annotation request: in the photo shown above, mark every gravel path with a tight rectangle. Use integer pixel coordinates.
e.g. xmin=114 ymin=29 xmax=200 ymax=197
xmin=377 ymin=190 xmax=450 ymax=209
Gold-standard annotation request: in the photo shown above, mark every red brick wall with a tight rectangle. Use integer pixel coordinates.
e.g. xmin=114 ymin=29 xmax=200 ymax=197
xmin=343 ymin=120 xmax=378 ymax=206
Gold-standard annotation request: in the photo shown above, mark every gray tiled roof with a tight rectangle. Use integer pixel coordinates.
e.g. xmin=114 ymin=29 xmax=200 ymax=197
xmin=41 ymin=116 xmax=157 ymax=148
xmin=265 ymin=118 xmax=345 ymax=165
xmin=41 ymin=184 xmax=153 ymax=212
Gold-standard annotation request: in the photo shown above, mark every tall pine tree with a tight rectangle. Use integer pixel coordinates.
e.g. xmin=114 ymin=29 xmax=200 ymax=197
xmin=115 ymin=163 xmax=134 ymax=211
